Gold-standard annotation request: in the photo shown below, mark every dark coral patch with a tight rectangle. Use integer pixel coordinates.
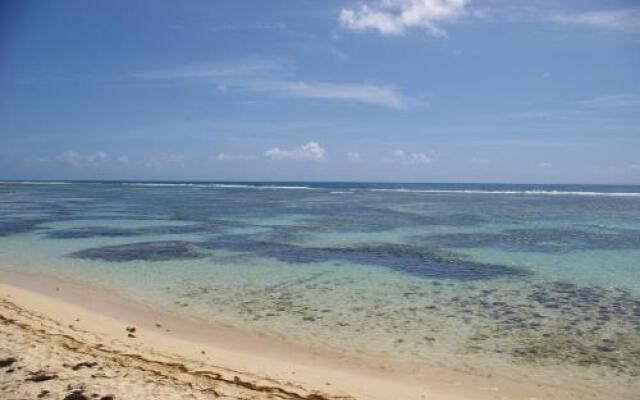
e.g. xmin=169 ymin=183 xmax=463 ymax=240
xmin=48 ymin=227 xmax=138 ymax=239
xmin=47 ymin=222 xmax=220 ymax=239
xmin=0 ymin=218 xmax=48 ymax=237
xmin=457 ymin=282 xmax=640 ymax=375
xmin=420 ymin=227 xmax=640 ymax=253
xmin=69 ymin=241 xmax=205 ymax=262
xmin=200 ymin=236 xmax=528 ymax=280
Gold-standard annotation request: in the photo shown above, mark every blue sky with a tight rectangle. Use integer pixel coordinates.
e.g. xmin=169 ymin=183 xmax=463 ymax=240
xmin=1 ymin=0 xmax=639 ymax=183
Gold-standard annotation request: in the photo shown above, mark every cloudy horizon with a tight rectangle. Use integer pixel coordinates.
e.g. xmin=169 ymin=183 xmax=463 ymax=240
xmin=1 ymin=0 xmax=639 ymax=184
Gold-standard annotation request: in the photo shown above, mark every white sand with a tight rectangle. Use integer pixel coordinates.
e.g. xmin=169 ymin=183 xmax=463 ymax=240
xmin=0 ymin=269 xmax=629 ymax=400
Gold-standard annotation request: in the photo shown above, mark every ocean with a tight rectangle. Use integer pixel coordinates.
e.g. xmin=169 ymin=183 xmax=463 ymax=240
xmin=1 ymin=181 xmax=639 ymax=388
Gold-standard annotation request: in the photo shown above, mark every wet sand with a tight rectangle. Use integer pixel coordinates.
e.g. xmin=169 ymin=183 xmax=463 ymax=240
xmin=0 ymin=267 xmax=631 ymax=400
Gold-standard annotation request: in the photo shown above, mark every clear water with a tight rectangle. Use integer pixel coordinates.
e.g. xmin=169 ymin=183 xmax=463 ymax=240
xmin=1 ymin=181 xmax=639 ymax=388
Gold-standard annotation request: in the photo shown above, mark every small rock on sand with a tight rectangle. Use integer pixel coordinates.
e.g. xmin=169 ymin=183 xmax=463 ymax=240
xmin=63 ymin=390 xmax=89 ymax=400
xmin=26 ymin=372 xmax=58 ymax=382
xmin=0 ymin=357 xmax=17 ymax=368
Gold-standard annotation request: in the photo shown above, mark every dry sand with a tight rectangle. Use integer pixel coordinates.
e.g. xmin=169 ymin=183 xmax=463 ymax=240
xmin=0 ymin=273 xmax=631 ymax=400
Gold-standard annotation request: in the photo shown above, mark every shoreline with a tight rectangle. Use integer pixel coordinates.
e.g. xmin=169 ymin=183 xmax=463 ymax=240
xmin=0 ymin=265 xmax=630 ymax=399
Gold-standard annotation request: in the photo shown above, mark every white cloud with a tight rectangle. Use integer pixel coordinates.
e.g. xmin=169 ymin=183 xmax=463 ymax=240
xmin=55 ymin=151 xmax=107 ymax=167
xmin=390 ymin=149 xmax=433 ymax=165
xmin=144 ymin=153 xmax=186 ymax=169
xmin=629 ymin=164 xmax=640 ymax=171
xmin=470 ymin=157 xmax=491 ymax=165
xmin=580 ymin=94 xmax=640 ymax=109
xmin=115 ymin=155 xmax=130 ymax=166
xmin=347 ymin=151 xmax=363 ymax=163
xmin=264 ymin=141 xmax=326 ymax=161
xmin=133 ymin=58 xmax=287 ymax=80
xmin=340 ymin=0 xmax=469 ymax=37
xmin=135 ymin=58 xmax=410 ymax=109
xmin=337 ymin=3 xmax=640 ymax=36
xmin=248 ymin=79 xmax=408 ymax=109
xmin=548 ymin=9 xmax=640 ymax=31
xmin=542 ymin=72 xmax=552 ymax=79
xmin=434 ymin=5 xmax=640 ymax=33
xmin=34 ymin=151 xmax=130 ymax=169
xmin=539 ymin=161 xmax=552 ymax=168
xmin=209 ymin=153 xmax=257 ymax=161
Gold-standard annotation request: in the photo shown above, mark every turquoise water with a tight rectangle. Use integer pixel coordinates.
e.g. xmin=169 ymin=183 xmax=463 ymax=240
xmin=1 ymin=181 xmax=639 ymax=387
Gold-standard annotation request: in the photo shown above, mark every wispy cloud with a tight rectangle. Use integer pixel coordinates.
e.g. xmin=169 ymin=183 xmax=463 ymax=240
xmin=135 ymin=58 xmax=410 ymax=109
xmin=580 ymin=94 xmax=640 ymax=109
xmin=143 ymin=153 xmax=186 ymax=169
xmin=264 ymin=141 xmax=326 ymax=161
xmin=387 ymin=149 xmax=434 ymax=165
xmin=340 ymin=2 xmax=640 ymax=37
xmin=209 ymin=153 xmax=257 ymax=162
xmin=507 ymin=93 xmax=640 ymax=125
xmin=340 ymin=0 xmax=469 ymax=37
xmin=247 ymin=79 xmax=407 ymax=109
xmin=35 ymin=151 xmax=129 ymax=169
xmin=31 ymin=151 xmax=190 ymax=171
xmin=470 ymin=157 xmax=491 ymax=165
xmin=539 ymin=161 xmax=552 ymax=168
xmin=133 ymin=58 xmax=288 ymax=80
xmin=485 ymin=6 xmax=640 ymax=32
xmin=347 ymin=151 xmax=363 ymax=163
xmin=55 ymin=150 xmax=108 ymax=167
xmin=548 ymin=9 xmax=640 ymax=31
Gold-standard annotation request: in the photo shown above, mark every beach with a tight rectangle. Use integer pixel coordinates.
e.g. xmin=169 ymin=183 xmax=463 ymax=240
xmin=1 ymin=275 xmax=421 ymax=400
xmin=0 ymin=276 xmax=511 ymax=400
xmin=0 ymin=267 xmax=635 ymax=400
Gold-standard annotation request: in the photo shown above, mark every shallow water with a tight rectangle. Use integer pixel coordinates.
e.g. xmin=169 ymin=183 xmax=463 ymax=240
xmin=1 ymin=181 xmax=639 ymax=389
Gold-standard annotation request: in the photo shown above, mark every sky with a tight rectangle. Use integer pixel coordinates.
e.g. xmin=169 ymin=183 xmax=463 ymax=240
xmin=1 ymin=0 xmax=639 ymax=183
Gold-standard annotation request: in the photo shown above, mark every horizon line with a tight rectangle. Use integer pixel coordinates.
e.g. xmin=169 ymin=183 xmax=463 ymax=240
xmin=1 ymin=179 xmax=638 ymax=187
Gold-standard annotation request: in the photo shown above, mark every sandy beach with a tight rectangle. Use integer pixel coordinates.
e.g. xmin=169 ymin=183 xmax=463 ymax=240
xmin=2 ymin=266 xmax=634 ymax=400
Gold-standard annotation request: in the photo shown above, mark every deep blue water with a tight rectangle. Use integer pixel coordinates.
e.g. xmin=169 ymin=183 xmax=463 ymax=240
xmin=3 ymin=180 xmax=640 ymax=194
